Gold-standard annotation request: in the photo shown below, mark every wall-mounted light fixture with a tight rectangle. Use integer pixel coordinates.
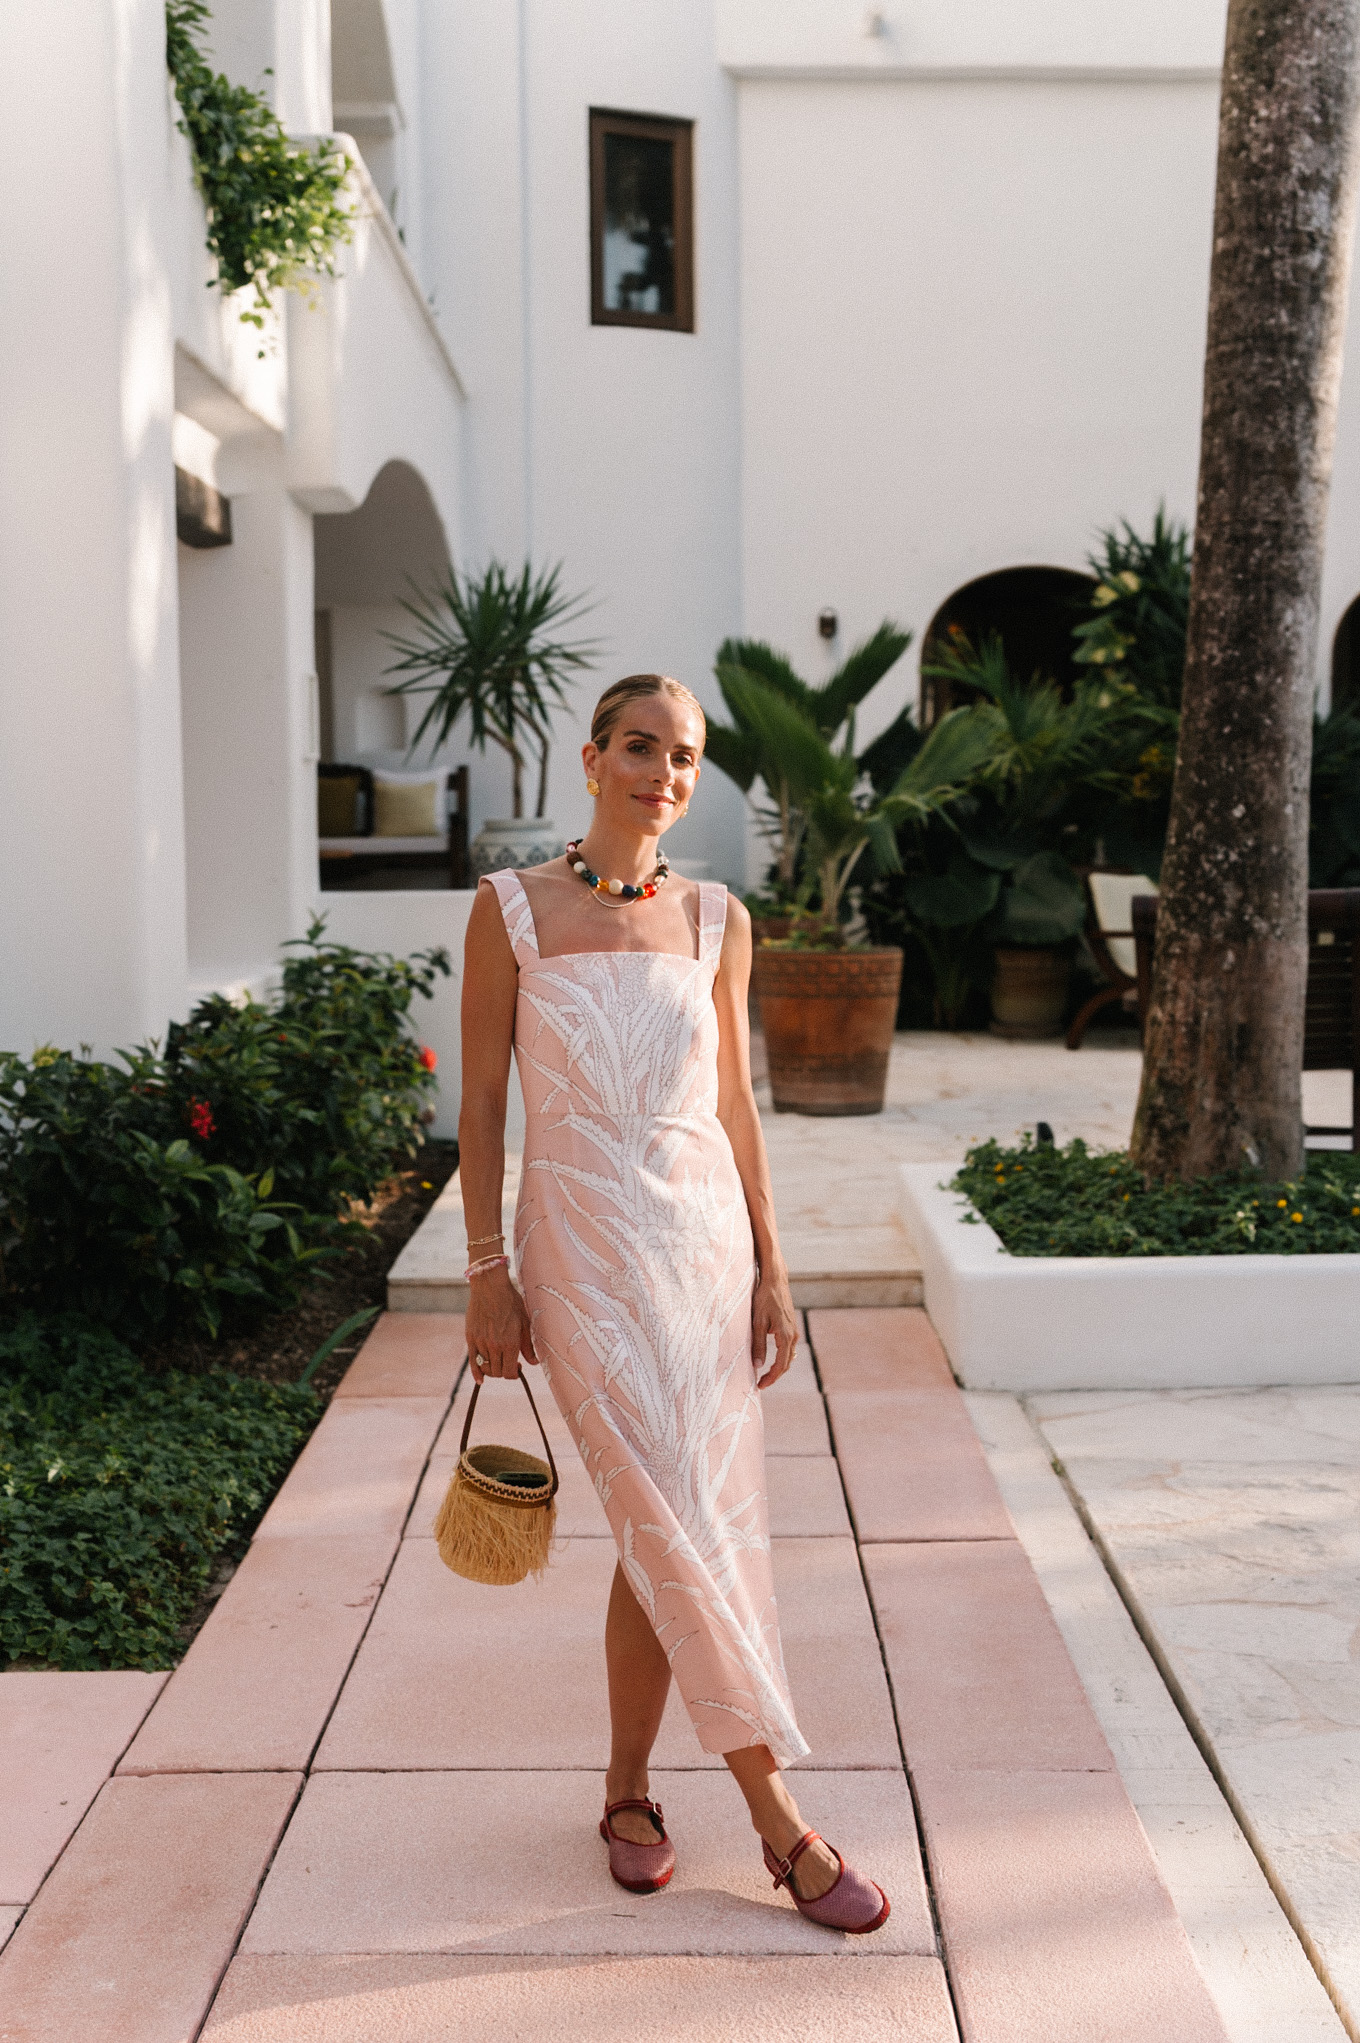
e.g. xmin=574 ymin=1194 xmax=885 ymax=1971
xmin=818 ymin=608 xmax=839 ymax=641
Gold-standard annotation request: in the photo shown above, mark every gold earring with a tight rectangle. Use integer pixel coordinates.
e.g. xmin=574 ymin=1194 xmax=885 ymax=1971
xmin=586 ymin=777 xmax=600 ymax=797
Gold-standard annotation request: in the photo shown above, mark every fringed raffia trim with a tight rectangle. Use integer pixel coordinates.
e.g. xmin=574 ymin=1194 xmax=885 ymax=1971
xmin=433 ymin=1468 xmax=557 ymax=1586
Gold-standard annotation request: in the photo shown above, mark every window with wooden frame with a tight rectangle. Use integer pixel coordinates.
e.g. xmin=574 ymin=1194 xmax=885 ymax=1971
xmin=589 ymin=109 xmax=694 ymax=331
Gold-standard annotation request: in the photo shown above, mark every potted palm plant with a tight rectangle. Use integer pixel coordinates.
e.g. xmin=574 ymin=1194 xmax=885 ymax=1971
xmin=705 ymin=624 xmax=914 ymax=935
xmin=724 ymin=673 xmax=993 ymax=1112
xmin=382 ymin=560 xmax=600 ymax=877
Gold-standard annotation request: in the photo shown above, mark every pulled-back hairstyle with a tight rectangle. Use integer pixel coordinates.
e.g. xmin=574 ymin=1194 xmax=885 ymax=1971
xmin=590 ymin=673 xmax=705 ymax=749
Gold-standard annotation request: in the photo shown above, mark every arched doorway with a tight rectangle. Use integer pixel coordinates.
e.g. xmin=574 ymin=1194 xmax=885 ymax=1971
xmin=1331 ymin=594 xmax=1360 ymax=713
xmin=920 ymin=565 xmax=1096 ymax=725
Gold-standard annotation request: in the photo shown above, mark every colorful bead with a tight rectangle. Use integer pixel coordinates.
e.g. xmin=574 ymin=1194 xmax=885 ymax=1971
xmin=565 ymin=840 xmax=669 ymax=904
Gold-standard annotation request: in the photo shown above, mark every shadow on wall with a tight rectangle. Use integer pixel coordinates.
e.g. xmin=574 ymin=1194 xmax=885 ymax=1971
xmin=920 ymin=565 xmax=1096 ymax=726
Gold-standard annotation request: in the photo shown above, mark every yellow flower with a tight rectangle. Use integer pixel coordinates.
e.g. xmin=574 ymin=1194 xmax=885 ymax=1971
xmin=1118 ymin=570 xmax=1141 ymax=592
xmin=1277 ymin=1199 xmax=1288 ymax=1208
xmin=1292 ymin=1213 xmax=1303 ymax=1223
xmin=1093 ymin=583 xmax=1119 ymax=607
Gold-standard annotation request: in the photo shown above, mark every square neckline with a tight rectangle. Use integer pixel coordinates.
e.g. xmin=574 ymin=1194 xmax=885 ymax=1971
xmin=491 ymin=869 xmax=722 ymax=968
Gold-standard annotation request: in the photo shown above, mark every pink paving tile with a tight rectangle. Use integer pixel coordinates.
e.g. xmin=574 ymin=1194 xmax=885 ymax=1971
xmin=827 ymin=1389 xmax=1013 ymax=1542
xmin=315 ymin=1536 xmax=898 ymax=1771
xmin=119 ymin=1534 xmax=393 ymax=1774
xmin=913 ymin=1764 xmax=1228 ymax=2043
xmin=764 ymin=1453 xmax=852 ymax=1536
xmin=332 ymin=1312 xmax=465 ymax=1400
xmin=863 ymin=1542 xmax=1113 ymax=1774
xmin=0 ymin=1911 xmax=20 ymax=1953
xmin=0 ymin=1671 xmax=166 ymax=1903
xmin=242 ymin=1768 xmax=933 ymax=1956
xmin=0 ymin=1771 xmax=300 ymax=2043
xmin=252 ymin=1395 xmax=446 ymax=1541
xmin=204 ymin=1953 xmax=959 ymax=2042
xmin=809 ymin=1307 xmax=955 ymax=1394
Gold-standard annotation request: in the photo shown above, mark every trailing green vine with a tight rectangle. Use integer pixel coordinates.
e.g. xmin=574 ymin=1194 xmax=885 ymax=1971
xmin=166 ymin=0 xmax=353 ymax=326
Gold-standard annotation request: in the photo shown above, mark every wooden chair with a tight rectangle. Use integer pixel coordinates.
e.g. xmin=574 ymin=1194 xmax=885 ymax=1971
xmin=1066 ymin=871 xmax=1159 ymax=1049
xmin=319 ymin=764 xmax=469 ymax=889
xmin=1131 ymin=889 xmax=1360 ymax=1151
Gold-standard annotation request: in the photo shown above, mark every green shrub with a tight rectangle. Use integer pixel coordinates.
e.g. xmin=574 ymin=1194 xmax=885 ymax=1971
xmin=956 ymin=1136 xmax=1360 ymax=1256
xmin=0 ymin=922 xmax=448 ymax=1344
xmin=0 ymin=1049 xmax=323 ymax=1341
xmin=165 ymin=920 xmax=449 ymax=1216
xmin=0 ymin=1315 xmax=318 ymax=1669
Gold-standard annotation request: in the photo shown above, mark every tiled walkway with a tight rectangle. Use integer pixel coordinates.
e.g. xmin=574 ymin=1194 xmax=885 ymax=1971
xmin=0 ymin=1311 xmax=1232 ymax=2042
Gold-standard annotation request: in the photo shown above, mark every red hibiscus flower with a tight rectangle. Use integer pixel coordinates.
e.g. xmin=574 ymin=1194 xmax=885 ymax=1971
xmin=188 ymin=1098 xmax=216 ymax=1141
xmin=419 ymin=1045 xmax=437 ymax=1072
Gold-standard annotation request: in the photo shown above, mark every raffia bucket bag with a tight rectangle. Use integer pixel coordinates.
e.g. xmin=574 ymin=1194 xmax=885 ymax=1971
xmin=432 ymin=1374 xmax=559 ymax=1585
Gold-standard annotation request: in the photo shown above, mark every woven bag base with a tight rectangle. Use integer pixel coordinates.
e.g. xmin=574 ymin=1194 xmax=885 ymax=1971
xmin=432 ymin=1449 xmax=557 ymax=1586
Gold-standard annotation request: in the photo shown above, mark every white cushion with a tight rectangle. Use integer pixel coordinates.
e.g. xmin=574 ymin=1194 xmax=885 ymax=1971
xmin=1089 ymin=871 xmax=1158 ymax=978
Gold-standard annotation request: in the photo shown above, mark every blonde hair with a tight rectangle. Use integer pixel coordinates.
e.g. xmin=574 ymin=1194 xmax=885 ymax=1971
xmin=590 ymin=673 xmax=705 ymax=749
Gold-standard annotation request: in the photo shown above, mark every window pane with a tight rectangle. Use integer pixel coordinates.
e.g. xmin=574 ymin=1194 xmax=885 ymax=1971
xmin=602 ymin=133 xmax=675 ymax=318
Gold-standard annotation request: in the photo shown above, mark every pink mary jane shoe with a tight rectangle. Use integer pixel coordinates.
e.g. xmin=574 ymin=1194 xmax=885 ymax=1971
xmin=763 ymin=1831 xmax=890 ymax=1934
xmin=599 ymin=1797 xmax=675 ymax=1894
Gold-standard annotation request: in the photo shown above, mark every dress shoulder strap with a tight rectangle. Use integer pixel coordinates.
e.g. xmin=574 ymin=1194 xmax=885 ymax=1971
xmin=481 ymin=871 xmax=540 ymax=969
xmin=697 ymin=882 xmax=729 ymax=968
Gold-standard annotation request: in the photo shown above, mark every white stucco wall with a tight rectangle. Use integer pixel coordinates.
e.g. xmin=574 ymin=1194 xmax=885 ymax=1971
xmin=736 ymin=74 xmax=1220 ymax=734
xmin=0 ymin=0 xmax=189 ymax=1058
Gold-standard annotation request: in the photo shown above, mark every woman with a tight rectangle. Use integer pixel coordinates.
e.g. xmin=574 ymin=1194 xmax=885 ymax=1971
xmin=459 ymin=672 xmax=889 ymax=1933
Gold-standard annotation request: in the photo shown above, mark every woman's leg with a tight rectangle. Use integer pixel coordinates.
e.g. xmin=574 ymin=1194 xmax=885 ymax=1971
xmin=724 ymin=1745 xmax=841 ymax=1900
xmin=604 ymin=1560 xmax=673 ymax=1844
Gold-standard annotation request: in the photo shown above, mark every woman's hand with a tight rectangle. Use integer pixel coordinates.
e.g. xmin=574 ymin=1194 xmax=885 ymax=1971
xmin=752 ymin=1262 xmax=798 ymax=1389
xmin=466 ymin=1267 xmax=537 ymax=1382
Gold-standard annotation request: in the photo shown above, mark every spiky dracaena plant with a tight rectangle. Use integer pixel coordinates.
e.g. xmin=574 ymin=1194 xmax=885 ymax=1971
xmin=382 ymin=561 xmax=600 ymax=819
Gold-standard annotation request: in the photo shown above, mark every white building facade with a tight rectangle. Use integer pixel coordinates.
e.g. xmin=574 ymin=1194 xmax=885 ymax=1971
xmin=5 ymin=0 xmax=1360 ymax=1107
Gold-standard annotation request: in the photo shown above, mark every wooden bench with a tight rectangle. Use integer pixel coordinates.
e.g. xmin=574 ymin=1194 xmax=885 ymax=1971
xmin=1132 ymin=889 xmax=1360 ymax=1151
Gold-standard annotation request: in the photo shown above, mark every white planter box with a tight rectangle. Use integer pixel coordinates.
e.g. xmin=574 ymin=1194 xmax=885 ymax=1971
xmin=900 ymin=1162 xmax=1360 ymax=1392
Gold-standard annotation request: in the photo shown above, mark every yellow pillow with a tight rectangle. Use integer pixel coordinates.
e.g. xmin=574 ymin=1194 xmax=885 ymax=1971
xmin=373 ymin=774 xmax=441 ymax=837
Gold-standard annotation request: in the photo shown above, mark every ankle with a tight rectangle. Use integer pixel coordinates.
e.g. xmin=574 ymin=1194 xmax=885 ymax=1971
xmin=605 ymin=1769 xmax=651 ymax=1806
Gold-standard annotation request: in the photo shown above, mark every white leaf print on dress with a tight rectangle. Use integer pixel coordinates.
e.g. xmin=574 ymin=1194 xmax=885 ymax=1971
xmin=484 ymin=871 xmax=809 ymax=1766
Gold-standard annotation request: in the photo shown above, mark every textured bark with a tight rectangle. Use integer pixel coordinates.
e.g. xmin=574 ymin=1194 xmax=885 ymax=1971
xmin=1132 ymin=0 xmax=1360 ymax=1180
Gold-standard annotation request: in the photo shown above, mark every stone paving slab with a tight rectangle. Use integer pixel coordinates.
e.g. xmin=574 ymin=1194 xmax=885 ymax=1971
xmin=809 ymin=1305 xmax=955 ymax=1393
xmin=331 ymin=1313 xmax=465 ymax=1400
xmin=864 ymin=1541 xmax=1115 ymax=1774
xmin=965 ymin=1391 xmax=1348 ymax=2043
xmin=0 ymin=1670 xmax=167 ymax=1902
xmin=203 ymin=1952 xmax=960 ymax=2042
xmin=242 ymin=1769 xmax=933 ymax=1957
xmin=0 ymin=1911 xmax=21 ymax=1954
xmin=1029 ymin=1385 xmax=1360 ymax=2033
xmin=253 ymin=1395 xmax=448 ymax=1542
xmin=313 ymin=1535 xmax=898 ymax=1773
xmin=0 ymin=1771 xmax=300 ymax=2043
xmin=913 ymin=1762 xmax=1229 ymax=2043
xmin=119 ymin=1533 xmax=395 ymax=1775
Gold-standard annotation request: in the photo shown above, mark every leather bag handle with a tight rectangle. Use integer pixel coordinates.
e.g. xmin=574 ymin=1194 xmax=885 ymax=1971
xmin=459 ymin=1371 xmax=559 ymax=1498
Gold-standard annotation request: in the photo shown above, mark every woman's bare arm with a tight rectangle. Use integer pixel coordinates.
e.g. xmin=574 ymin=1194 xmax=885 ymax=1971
xmin=713 ymin=897 xmax=799 ymax=1388
xmin=458 ymin=882 xmax=535 ymax=1378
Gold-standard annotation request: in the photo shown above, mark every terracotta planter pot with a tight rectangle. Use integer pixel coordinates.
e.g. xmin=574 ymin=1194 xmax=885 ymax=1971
xmin=752 ymin=946 xmax=904 ymax=1115
xmin=749 ymin=915 xmax=794 ymax=945
xmin=989 ymin=946 xmax=1072 ymax=1040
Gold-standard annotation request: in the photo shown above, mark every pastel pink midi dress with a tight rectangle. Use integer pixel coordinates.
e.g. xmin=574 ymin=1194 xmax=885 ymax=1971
xmin=486 ymin=870 xmax=808 ymax=1766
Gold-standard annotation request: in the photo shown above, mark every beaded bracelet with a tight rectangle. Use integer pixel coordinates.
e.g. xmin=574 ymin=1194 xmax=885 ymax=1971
xmin=464 ymin=1254 xmax=510 ymax=1279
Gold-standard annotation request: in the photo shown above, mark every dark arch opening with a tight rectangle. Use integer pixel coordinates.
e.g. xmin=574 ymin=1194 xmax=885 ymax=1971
xmin=920 ymin=564 xmax=1096 ymax=725
xmin=1331 ymin=594 xmax=1360 ymax=713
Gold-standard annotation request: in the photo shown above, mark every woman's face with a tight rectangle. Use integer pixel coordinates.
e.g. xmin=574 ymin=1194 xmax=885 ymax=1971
xmin=582 ymin=695 xmax=704 ymax=839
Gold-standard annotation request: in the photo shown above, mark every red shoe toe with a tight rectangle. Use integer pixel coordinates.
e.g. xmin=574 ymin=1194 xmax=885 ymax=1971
xmin=763 ymin=1832 xmax=890 ymax=1934
xmin=600 ymin=1798 xmax=675 ymax=1894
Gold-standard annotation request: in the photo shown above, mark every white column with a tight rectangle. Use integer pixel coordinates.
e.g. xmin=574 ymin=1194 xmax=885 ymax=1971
xmin=0 ymin=0 xmax=187 ymax=1057
xmin=178 ymin=487 xmax=318 ymax=992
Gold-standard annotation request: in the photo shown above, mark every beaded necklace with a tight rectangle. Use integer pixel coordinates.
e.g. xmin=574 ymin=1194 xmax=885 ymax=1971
xmin=566 ymin=839 xmax=670 ymax=903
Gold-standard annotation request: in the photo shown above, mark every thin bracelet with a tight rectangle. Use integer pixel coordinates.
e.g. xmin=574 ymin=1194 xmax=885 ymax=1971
xmin=467 ymin=1231 xmax=505 ymax=1248
xmin=465 ymin=1254 xmax=510 ymax=1279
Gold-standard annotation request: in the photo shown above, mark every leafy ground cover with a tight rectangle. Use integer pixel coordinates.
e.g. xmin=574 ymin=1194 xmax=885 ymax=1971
xmin=956 ymin=1135 xmax=1360 ymax=1256
xmin=1 ymin=1316 xmax=318 ymax=1669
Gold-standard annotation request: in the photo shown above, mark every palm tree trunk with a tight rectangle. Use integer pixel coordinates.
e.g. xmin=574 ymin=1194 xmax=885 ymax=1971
xmin=1131 ymin=0 xmax=1360 ymax=1181
xmin=535 ymin=739 xmax=549 ymax=819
